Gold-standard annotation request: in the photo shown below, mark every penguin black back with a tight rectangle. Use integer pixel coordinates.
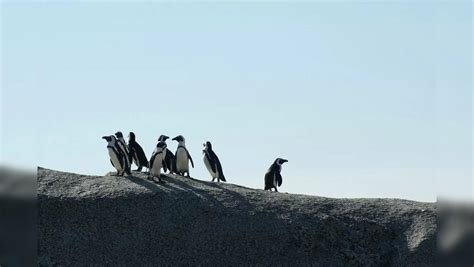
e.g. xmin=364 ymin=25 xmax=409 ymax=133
xmin=128 ymin=132 xmax=149 ymax=171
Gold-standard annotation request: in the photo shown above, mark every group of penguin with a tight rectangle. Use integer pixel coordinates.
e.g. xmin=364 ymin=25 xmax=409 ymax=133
xmin=102 ymin=132 xmax=288 ymax=192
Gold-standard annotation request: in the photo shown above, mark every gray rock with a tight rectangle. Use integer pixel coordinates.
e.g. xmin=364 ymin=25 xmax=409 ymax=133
xmin=38 ymin=167 xmax=436 ymax=266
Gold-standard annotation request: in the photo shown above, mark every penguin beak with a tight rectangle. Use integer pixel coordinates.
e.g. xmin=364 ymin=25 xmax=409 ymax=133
xmin=102 ymin=136 xmax=107 ymax=140
xmin=172 ymin=136 xmax=178 ymax=141
xmin=282 ymin=159 xmax=288 ymax=163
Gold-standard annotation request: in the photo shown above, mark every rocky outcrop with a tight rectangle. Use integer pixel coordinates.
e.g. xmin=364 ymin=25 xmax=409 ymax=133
xmin=38 ymin=167 xmax=436 ymax=266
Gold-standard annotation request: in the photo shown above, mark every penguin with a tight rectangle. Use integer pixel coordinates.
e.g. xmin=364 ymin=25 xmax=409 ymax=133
xmin=114 ymin=131 xmax=131 ymax=175
xmin=149 ymin=141 xmax=167 ymax=183
xmin=127 ymin=132 xmax=149 ymax=172
xmin=264 ymin=158 xmax=288 ymax=192
xmin=202 ymin=141 xmax=226 ymax=182
xmin=102 ymin=135 xmax=126 ymax=176
xmin=172 ymin=135 xmax=194 ymax=177
xmin=158 ymin=135 xmax=176 ymax=174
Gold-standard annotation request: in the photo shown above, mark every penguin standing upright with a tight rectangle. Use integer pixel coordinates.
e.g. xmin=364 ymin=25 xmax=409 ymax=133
xmin=203 ymin=141 xmax=226 ymax=182
xmin=115 ymin=131 xmax=131 ymax=175
xmin=102 ymin=135 xmax=126 ymax=176
xmin=149 ymin=141 xmax=167 ymax=183
xmin=172 ymin=135 xmax=194 ymax=177
xmin=158 ymin=135 xmax=176 ymax=174
xmin=127 ymin=132 xmax=149 ymax=172
xmin=264 ymin=158 xmax=288 ymax=192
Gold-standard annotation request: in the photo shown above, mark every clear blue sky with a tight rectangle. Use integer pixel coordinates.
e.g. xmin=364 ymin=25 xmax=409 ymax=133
xmin=1 ymin=2 xmax=471 ymax=202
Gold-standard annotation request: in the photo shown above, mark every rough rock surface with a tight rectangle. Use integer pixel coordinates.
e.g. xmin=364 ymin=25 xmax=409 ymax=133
xmin=38 ymin=167 xmax=436 ymax=266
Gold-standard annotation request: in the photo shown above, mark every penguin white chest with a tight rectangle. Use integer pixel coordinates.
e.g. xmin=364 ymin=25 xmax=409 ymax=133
xmin=203 ymin=155 xmax=217 ymax=178
xmin=176 ymin=148 xmax=189 ymax=171
xmin=108 ymin=148 xmax=123 ymax=171
xmin=150 ymin=153 xmax=164 ymax=177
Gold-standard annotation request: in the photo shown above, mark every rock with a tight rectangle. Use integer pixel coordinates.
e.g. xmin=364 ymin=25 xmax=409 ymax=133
xmin=38 ymin=167 xmax=436 ymax=266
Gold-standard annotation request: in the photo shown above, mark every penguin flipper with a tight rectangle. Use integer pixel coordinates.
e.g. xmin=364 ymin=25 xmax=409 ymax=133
xmin=215 ymin=159 xmax=225 ymax=182
xmin=136 ymin=143 xmax=148 ymax=166
xmin=149 ymin=152 xmax=157 ymax=169
xmin=276 ymin=172 xmax=283 ymax=187
xmin=128 ymin=145 xmax=135 ymax=157
xmin=162 ymin=159 xmax=168 ymax=172
xmin=131 ymin=146 xmax=141 ymax=167
xmin=185 ymin=148 xmax=194 ymax=168
xmin=205 ymin=153 xmax=217 ymax=173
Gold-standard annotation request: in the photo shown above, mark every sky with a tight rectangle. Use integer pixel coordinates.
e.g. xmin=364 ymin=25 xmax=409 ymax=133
xmin=1 ymin=2 xmax=472 ymax=202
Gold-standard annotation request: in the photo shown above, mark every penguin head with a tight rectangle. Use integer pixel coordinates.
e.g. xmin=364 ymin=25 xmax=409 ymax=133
xmin=115 ymin=131 xmax=123 ymax=139
xmin=172 ymin=135 xmax=185 ymax=142
xmin=156 ymin=141 xmax=167 ymax=151
xmin=204 ymin=141 xmax=212 ymax=150
xmin=102 ymin=135 xmax=116 ymax=145
xmin=158 ymin=135 xmax=169 ymax=142
xmin=275 ymin=158 xmax=288 ymax=165
xmin=128 ymin=132 xmax=136 ymax=142
xmin=202 ymin=141 xmax=212 ymax=153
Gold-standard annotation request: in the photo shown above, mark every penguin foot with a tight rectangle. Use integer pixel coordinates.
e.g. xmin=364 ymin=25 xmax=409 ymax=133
xmin=151 ymin=178 xmax=163 ymax=184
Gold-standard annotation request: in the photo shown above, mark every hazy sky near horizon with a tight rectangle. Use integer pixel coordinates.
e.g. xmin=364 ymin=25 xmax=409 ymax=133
xmin=1 ymin=2 xmax=472 ymax=202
